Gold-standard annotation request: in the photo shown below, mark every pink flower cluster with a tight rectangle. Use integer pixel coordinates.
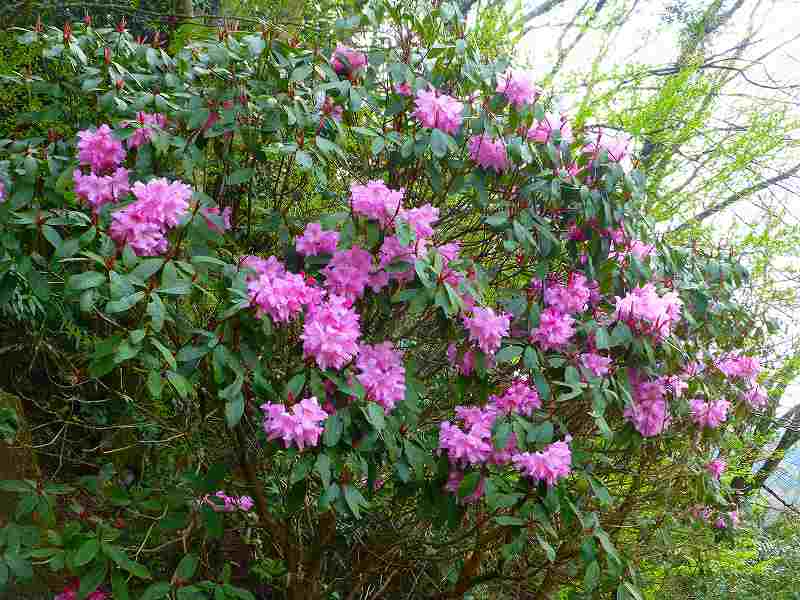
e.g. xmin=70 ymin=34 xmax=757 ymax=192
xmin=296 ymin=222 xmax=339 ymax=256
xmin=614 ymin=283 xmax=682 ymax=338
xmin=125 ymin=112 xmax=167 ymax=149
xmin=584 ymin=132 xmax=630 ymax=162
xmin=623 ymin=371 xmax=669 ymax=437
xmin=356 ymin=342 xmax=406 ymax=413
xmin=413 ymin=88 xmax=464 ymax=135
xmin=544 ymin=273 xmax=591 ymax=314
xmin=743 ymin=384 xmax=768 ymax=409
xmin=0 ymin=180 xmax=5 ymax=202
xmin=528 ymin=113 xmax=574 ymax=144
xmin=531 ymin=307 xmax=575 ymax=351
xmin=55 ymin=580 xmax=108 ymax=600
xmin=322 ymin=246 xmax=376 ymax=300
xmin=445 ymin=469 xmax=486 ymax=504
xmin=468 ymin=134 xmax=510 ymax=172
xmin=512 ymin=440 xmax=572 ymax=486
xmin=261 ymin=397 xmax=329 ymax=450
xmin=331 ymin=44 xmax=368 ymax=75
xmin=399 ymin=204 xmax=440 ymax=239
xmin=350 ymin=180 xmax=405 ymax=227
xmin=496 ymin=69 xmax=540 ymax=108
xmin=717 ymin=354 xmax=760 ymax=381
xmin=109 ymin=178 xmax=192 ymax=255
xmin=247 ymin=257 xmax=320 ymax=323
xmin=439 ymin=408 xmax=496 ymax=466
xmin=447 ymin=343 xmax=476 ymax=376
xmin=491 ymin=380 xmax=541 ymax=416
xmin=689 ymin=398 xmax=731 ymax=429
xmin=706 ymin=458 xmax=726 ymax=480
xmin=200 ymin=206 xmax=232 ymax=233
xmin=463 ymin=307 xmax=511 ymax=355
xmin=580 ymin=352 xmax=612 ymax=377
xmin=301 ymin=295 xmax=361 ymax=370
xmin=203 ymin=490 xmax=255 ymax=512
xmin=73 ymin=167 xmax=131 ymax=212
xmin=77 ymin=124 xmax=126 ymax=173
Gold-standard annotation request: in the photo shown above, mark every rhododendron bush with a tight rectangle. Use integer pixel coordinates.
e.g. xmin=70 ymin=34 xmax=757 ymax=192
xmin=0 ymin=2 xmax=771 ymax=599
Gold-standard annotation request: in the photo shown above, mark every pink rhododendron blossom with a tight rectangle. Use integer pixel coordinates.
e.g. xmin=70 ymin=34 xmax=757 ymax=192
xmin=531 ymin=307 xmax=575 ymax=351
xmin=623 ymin=371 xmax=669 ymax=437
xmin=468 ymin=134 xmax=510 ymax=172
xmin=743 ymin=384 xmax=768 ymax=409
xmin=629 ymin=240 xmax=654 ymax=261
xmin=728 ymin=509 xmax=740 ymax=527
xmin=544 ymin=273 xmax=591 ymax=314
xmin=492 ymin=380 xmax=540 ymax=416
xmin=584 ymin=133 xmax=630 ymax=162
xmin=201 ymin=206 xmax=232 ymax=233
xmin=580 ymin=353 xmax=612 ymax=377
xmin=0 ymin=180 xmax=5 ymax=202
xmin=489 ymin=432 xmax=519 ymax=465
xmin=412 ymin=88 xmax=464 ymax=135
xmin=527 ymin=113 xmax=573 ymax=144
xmin=661 ymin=374 xmax=689 ymax=398
xmin=73 ymin=167 xmax=130 ymax=211
xmin=261 ymin=397 xmax=328 ymax=450
xmin=350 ymin=180 xmax=405 ymax=227
xmin=496 ymin=69 xmax=540 ymax=108
xmin=242 ymin=255 xmax=285 ymax=278
xmin=398 ymin=204 xmax=439 ymax=239
xmin=295 ymin=222 xmax=339 ymax=256
xmin=706 ymin=458 xmax=726 ymax=480
xmin=614 ymin=283 xmax=682 ymax=338
xmin=439 ymin=421 xmax=494 ymax=466
xmin=378 ymin=235 xmax=420 ymax=283
xmin=129 ymin=178 xmax=192 ymax=229
xmin=447 ymin=343 xmax=476 ymax=376
xmin=717 ymin=354 xmax=760 ymax=381
xmin=689 ymin=398 xmax=731 ymax=429
xmin=690 ymin=505 xmax=712 ymax=522
xmin=714 ymin=517 xmax=727 ymax=529
xmin=55 ymin=581 xmax=109 ymax=600
xmin=77 ymin=124 xmax=126 ymax=173
xmin=301 ymin=295 xmax=361 ymax=370
xmin=331 ymin=44 xmax=367 ymax=75
xmin=204 ymin=491 xmax=255 ymax=512
xmin=394 ymin=82 xmax=413 ymax=96
xmin=247 ymin=260 xmax=320 ymax=323
xmin=322 ymin=246 xmax=375 ymax=300
xmin=356 ymin=342 xmax=406 ymax=413
xmin=463 ymin=307 xmax=511 ymax=355
xmin=512 ymin=440 xmax=572 ymax=486
xmin=126 ymin=112 xmax=167 ymax=149
xmin=445 ymin=469 xmax=485 ymax=503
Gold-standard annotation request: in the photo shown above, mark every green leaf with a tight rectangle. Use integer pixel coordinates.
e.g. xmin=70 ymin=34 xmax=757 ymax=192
xmin=430 ymin=129 xmax=451 ymax=158
xmin=494 ymin=516 xmax=525 ymax=526
xmin=174 ymin=553 xmax=199 ymax=580
xmin=285 ymin=373 xmax=306 ymax=400
xmin=594 ymin=327 xmax=611 ymax=350
xmin=589 ymin=476 xmax=613 ymax=506
xmin=0 ymin=480 xmax=34 ymax=493
xmin=166 ymin=371 xmax=191 ymax=398
xmin=74 ymin=538 xmax=100 ymax=567
xmin=365 ymin=403 xmax=385 ymax=431
xmin=323 ymin=412 xmax=343 ymax=447
xmin=315 ymin=454 xmax=331 ymax=489
xmin=68 ymin=271 xmax=106 ymax=291
xmin=290 ymin=455 xmax=314 ymax=485
xmin=527 ymin=421 xmax=554 ymax=444
xmin=140 ymin=582 xmax=172 ymax=600
xmin=111 ymin=570 xmax=130 ymax=600
xmin=536 ymin=534 xmax=556 ymax=562
xmin=495 ymin=345 xmax=523 ymax=363
xmin=105 ymin=292 xmax=145 ymax=314
xmin=584 ymin=560 xmax=600 ymax=592
xmin=458 ymin=472 xmax=480 ymax=498
xmin=77 ymin=560 xmax=107 ymax=600
xmin=228 ymin=168 xmax=254 ymax=185
xmin=343 ymin=484 xmax=367 ymax=519
xmin=225 ymin=395 xmax=244 ymax=428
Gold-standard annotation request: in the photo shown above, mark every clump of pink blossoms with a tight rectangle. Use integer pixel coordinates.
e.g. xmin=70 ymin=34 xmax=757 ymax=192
xmin=55 ymin=580 xmax=109 ymax=600
xmin=491 ymin=380 xmax=540 ymax=416
xmin=331 ymin=44 xmax=368 ymax=75
xmin=468 ymin=134 xmax=510 ymax=172
xmin=717 ymin=354 xmax=760 ymax=382
xmin=73 ymin=167 xmax=130 ymax=211
xmin=398 ymin=203 xmax=440 ymax=239
xmin=447 ymin=343 xmax=476 ymax=376
xmin=125 ymin=112 xmax=167 ymax=149
xmin=412 ymin=88 xmax=464 ymax=135
xmin=623 ymin=371 xmax=669 ymax=437
xmin=296 ymin=222 xmax=339 ymax=256
xmin=614 ymin=283 xmax=682 ymax=338
xmin=689 ymin=398 xmax=731 ymax=429
xmin=512 ymin=440 xmax=572 ymax=486
xmin=743 ymin=384 xmax=768 ymax=409
xmin=543 ymin=273 xmax=591 ymax=314
xmin=350 ymin=180 xmax=405 ymax=228
xmin=247 ymin=258 xmax=320 ymax=323
xmin=706 ymin=458 xmax=726 ymax=480
xmin=527 ymin=113 xmax=574 ymax=144
xmin=203 ymin=490 xmax=255 ymax=512
xmin=0 ymin=180 xmax=5 ymax=202
xmin=580 ymin=353 xmax=612 ymax=377
xmin=356 ymin=342 xmax=406 ymax=413
xmin=109 ymin=178 xmax=192 ymax=256
xmin=584 ymin=132 xmax=630 ymax=162
xmin=496 ymin=69 xmax=540 ymax=108
xmin=463 ymin=307 xmax=511 ymax=355
xmin=301 ymin=295 xmax=361 ymax=370
xmin=322 ymin=246 xmax=375 ymax=300
xmin=439 ymin=406 xmax=497 ymax=466
xmin=531 ymin=307 xmax=575 ymax=351
xmin=262 ymin=397 xmax=328 ymax=450
xmin=200 ymin=206 xmax=232 ymax=233
xmin=77 ymin=124 xmax=126 ymax=173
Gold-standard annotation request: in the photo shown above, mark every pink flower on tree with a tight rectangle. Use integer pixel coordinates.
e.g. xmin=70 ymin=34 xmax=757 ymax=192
xmin=717 ymin=354 xmax=760 ymax=381
xmin=247 ymin=259 xmax=320 ymax=323
xmin=527 ymin=113 xmax=573 ymax=144
xmin=204 ymin=491 xmax=255 ymax=512
xmin=544 ymin=273 xmax=591 ymax=314
xmin=623 ymin=371 xmax=669 ymax=437
xmin=77 ymin=124 xmax=126 ymax=173
xmin=447 ymin=343 xmax=476 ymax=376
xmin=531 ymin=307 xmax=575 ymax=351
xmin=301 ymin=295 xmax=361 ymax=370
xmin=350 ymin=180 xmax=405 ymax=227
xmin=322 ymin=246 xmax=375 ymax=300
xmin=126 ymin=112 xmax=167 ymax=149
xmin=356 ymin=342 xmax=406 ymax=413
xmin=491 ymin=380 xmax=540 ymax=416
xmin=398 ymin=204 xmax=439 ymax=239
xmin=489 ymin=432 xmax=519 ymax=465
xmin=73 ymin=167 xmax=130 ymax=211
xmin=200 ymin=206 xmax=232 ymax=233
xmin=445 ymin=469 xmax=486 ymax=503
xmin=743 ymin=384 xmax=768 ymax=409
xmin=496 ymin=69 xmax=540 ymax=108
xmin=614 ymin=283 xmax=682 ymax=338
xmin=463 ymin=307 xmax=511 ymax=355
xmin=584 ymin=132 xmax=630 ymax=162
xmin=331 ymin=44 xmax=367 ymax=75
xmin=394 ymin=82 xmax=413 ymax=96
xmin=261 ymin=397 xmax=329 ymax=450
xmin=512 ymin=440 xmax=572 ymax=486
xmin=689 ymin=398 xmax=731 ymax=429
xmin=580 ymin=353 xmax=612 ymax=377
xmin=412 ymin=88 xmax=464 ymax=135
xmin=468 ymin=134 xmax=510 ymax=172
xmin=0 ymin=180 xmax=5 ymax=202
xmin=296 ymin=222 xmax=339 ymax=256
xmin=439 ymin=413 xmax=495 ymax=467
xmin=706 ymin=458 xmax=726 ymax=480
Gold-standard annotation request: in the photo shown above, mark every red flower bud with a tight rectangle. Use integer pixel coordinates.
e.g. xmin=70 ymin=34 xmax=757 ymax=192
xmin=116 ymin=17 xmax=127 ymax=33
xmin=83 ymin=14 xmax=91 ymax=26
xmin=104 ymin=47 xmax=111 ymax=65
